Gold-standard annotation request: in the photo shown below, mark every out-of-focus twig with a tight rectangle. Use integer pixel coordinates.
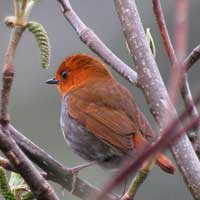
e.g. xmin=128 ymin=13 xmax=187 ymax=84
xmin=55 ymin=0 xmax=138 ymax=84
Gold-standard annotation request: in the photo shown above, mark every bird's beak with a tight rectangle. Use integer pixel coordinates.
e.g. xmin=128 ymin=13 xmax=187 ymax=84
xmin=46 ymin=77 xmax=59 ymax=84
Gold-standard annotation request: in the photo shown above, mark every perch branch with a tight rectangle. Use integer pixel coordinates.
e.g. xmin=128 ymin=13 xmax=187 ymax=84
xmin=113 ymin=0 xmax=200 ymax=199
xmin=7 ymin=124 xmax=118 ymax=200
xmin=0 ymin=127 xmax=59 ymax=200
xmin=55 ymin=0 xmax=138 ymax=84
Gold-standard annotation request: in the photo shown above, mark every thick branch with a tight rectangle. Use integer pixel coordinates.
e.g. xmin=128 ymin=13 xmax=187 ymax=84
xmin=113 ymin=0 xmax=200 ymax=199
xmin=56 ymin=0 xmax=138 ymax=84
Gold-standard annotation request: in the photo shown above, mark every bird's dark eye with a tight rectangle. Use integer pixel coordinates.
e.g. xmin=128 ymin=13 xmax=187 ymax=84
xmin=61 ymin=71 xmax=68 ymax=80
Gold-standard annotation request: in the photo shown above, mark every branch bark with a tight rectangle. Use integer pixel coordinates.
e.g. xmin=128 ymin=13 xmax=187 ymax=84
xmin=113 ymin=0 xmax=200 ymax=199
xmin=0 ymin=127 xmax=59 ymax=200
xmin=56 ymin=0 xmax=138 ymax=84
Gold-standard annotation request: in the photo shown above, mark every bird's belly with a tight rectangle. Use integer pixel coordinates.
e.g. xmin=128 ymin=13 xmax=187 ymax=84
xmin=60 ymin=101 xmax=125 ymax=169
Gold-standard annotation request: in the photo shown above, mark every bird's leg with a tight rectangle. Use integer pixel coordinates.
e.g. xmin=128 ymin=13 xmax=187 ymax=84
xmin=67 ymin=161 xmax=97 ymax=175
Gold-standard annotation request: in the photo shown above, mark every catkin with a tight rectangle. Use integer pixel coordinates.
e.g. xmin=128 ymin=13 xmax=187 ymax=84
xmin=27 ymin=21 xmax=51 ymax=69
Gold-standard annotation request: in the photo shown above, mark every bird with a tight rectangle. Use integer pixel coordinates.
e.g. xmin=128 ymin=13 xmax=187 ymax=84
xmin=46 ymin=53 xmax=175 ymax=174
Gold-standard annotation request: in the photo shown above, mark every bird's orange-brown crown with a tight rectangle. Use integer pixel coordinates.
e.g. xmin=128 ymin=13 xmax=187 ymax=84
xmin=53 ymin=53 xmax=112 ymax=96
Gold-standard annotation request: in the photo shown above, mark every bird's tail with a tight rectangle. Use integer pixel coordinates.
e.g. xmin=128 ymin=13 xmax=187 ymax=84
xmin=156 ymin=154 xmax=175 ymax=174
xmin=133 ymin=131 xmax=176 ymax=174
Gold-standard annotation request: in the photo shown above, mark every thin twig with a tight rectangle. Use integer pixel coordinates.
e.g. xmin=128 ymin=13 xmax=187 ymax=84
xmin=185 ymin=44 xmax=200 ymax=70
xmin=113 ymin=0 xmax=200 ymax=199
xmin=121 ymin=158 xmax=155 ymax=200
xmin=55 ymin=0 xmax=138 ymax=84
xmin=0 ymin=27 xmax=24 ymax=124
xmin=152 ymin=0 xmax=177 ymax=64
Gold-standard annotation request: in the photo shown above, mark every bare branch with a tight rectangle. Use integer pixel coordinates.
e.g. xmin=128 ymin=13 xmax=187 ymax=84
xmin=55 ymin=0 xmax=138 ymax=84
xmin=113 ymin=0 xmax=200 ymax=199
xmin=0 ymin=27 xmax=24 ymax=124
xmin=185 ymin=44 xmax=200 ymax=70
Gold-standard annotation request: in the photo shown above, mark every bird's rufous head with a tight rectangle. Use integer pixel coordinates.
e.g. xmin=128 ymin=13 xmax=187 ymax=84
xmin=46 ymin=53 xmax=112 ymax=96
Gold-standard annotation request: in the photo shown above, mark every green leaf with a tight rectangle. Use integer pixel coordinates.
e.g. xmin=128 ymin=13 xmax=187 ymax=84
xmin=9 ymin=173 xmax=33 ymax=200
xmin=0 ymin=168 xmax=16 ymax=200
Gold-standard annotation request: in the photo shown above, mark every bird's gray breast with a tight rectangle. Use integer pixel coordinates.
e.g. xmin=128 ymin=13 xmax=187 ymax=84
xmin=60 ymin=95 xmax=125 ymax=169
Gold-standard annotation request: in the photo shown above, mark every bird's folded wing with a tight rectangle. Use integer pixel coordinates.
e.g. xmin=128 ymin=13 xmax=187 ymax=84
xmin=68 ymin=96 xmax=135 ymax=152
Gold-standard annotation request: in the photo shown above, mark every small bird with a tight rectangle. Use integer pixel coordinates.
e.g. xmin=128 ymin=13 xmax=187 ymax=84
xmin=46 ymin=53 xmax=175 ymax=174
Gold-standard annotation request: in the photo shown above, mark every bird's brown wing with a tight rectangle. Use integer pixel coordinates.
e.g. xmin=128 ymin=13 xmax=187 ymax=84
xmin=67 ymin=93 xmax=136 ymax=152
xmin=66 ymin=79 xmax=154 ymax=152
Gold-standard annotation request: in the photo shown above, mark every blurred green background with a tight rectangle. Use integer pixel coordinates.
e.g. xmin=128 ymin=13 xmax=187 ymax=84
xmin=1 ymin=0 xmax=200 ymax=199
